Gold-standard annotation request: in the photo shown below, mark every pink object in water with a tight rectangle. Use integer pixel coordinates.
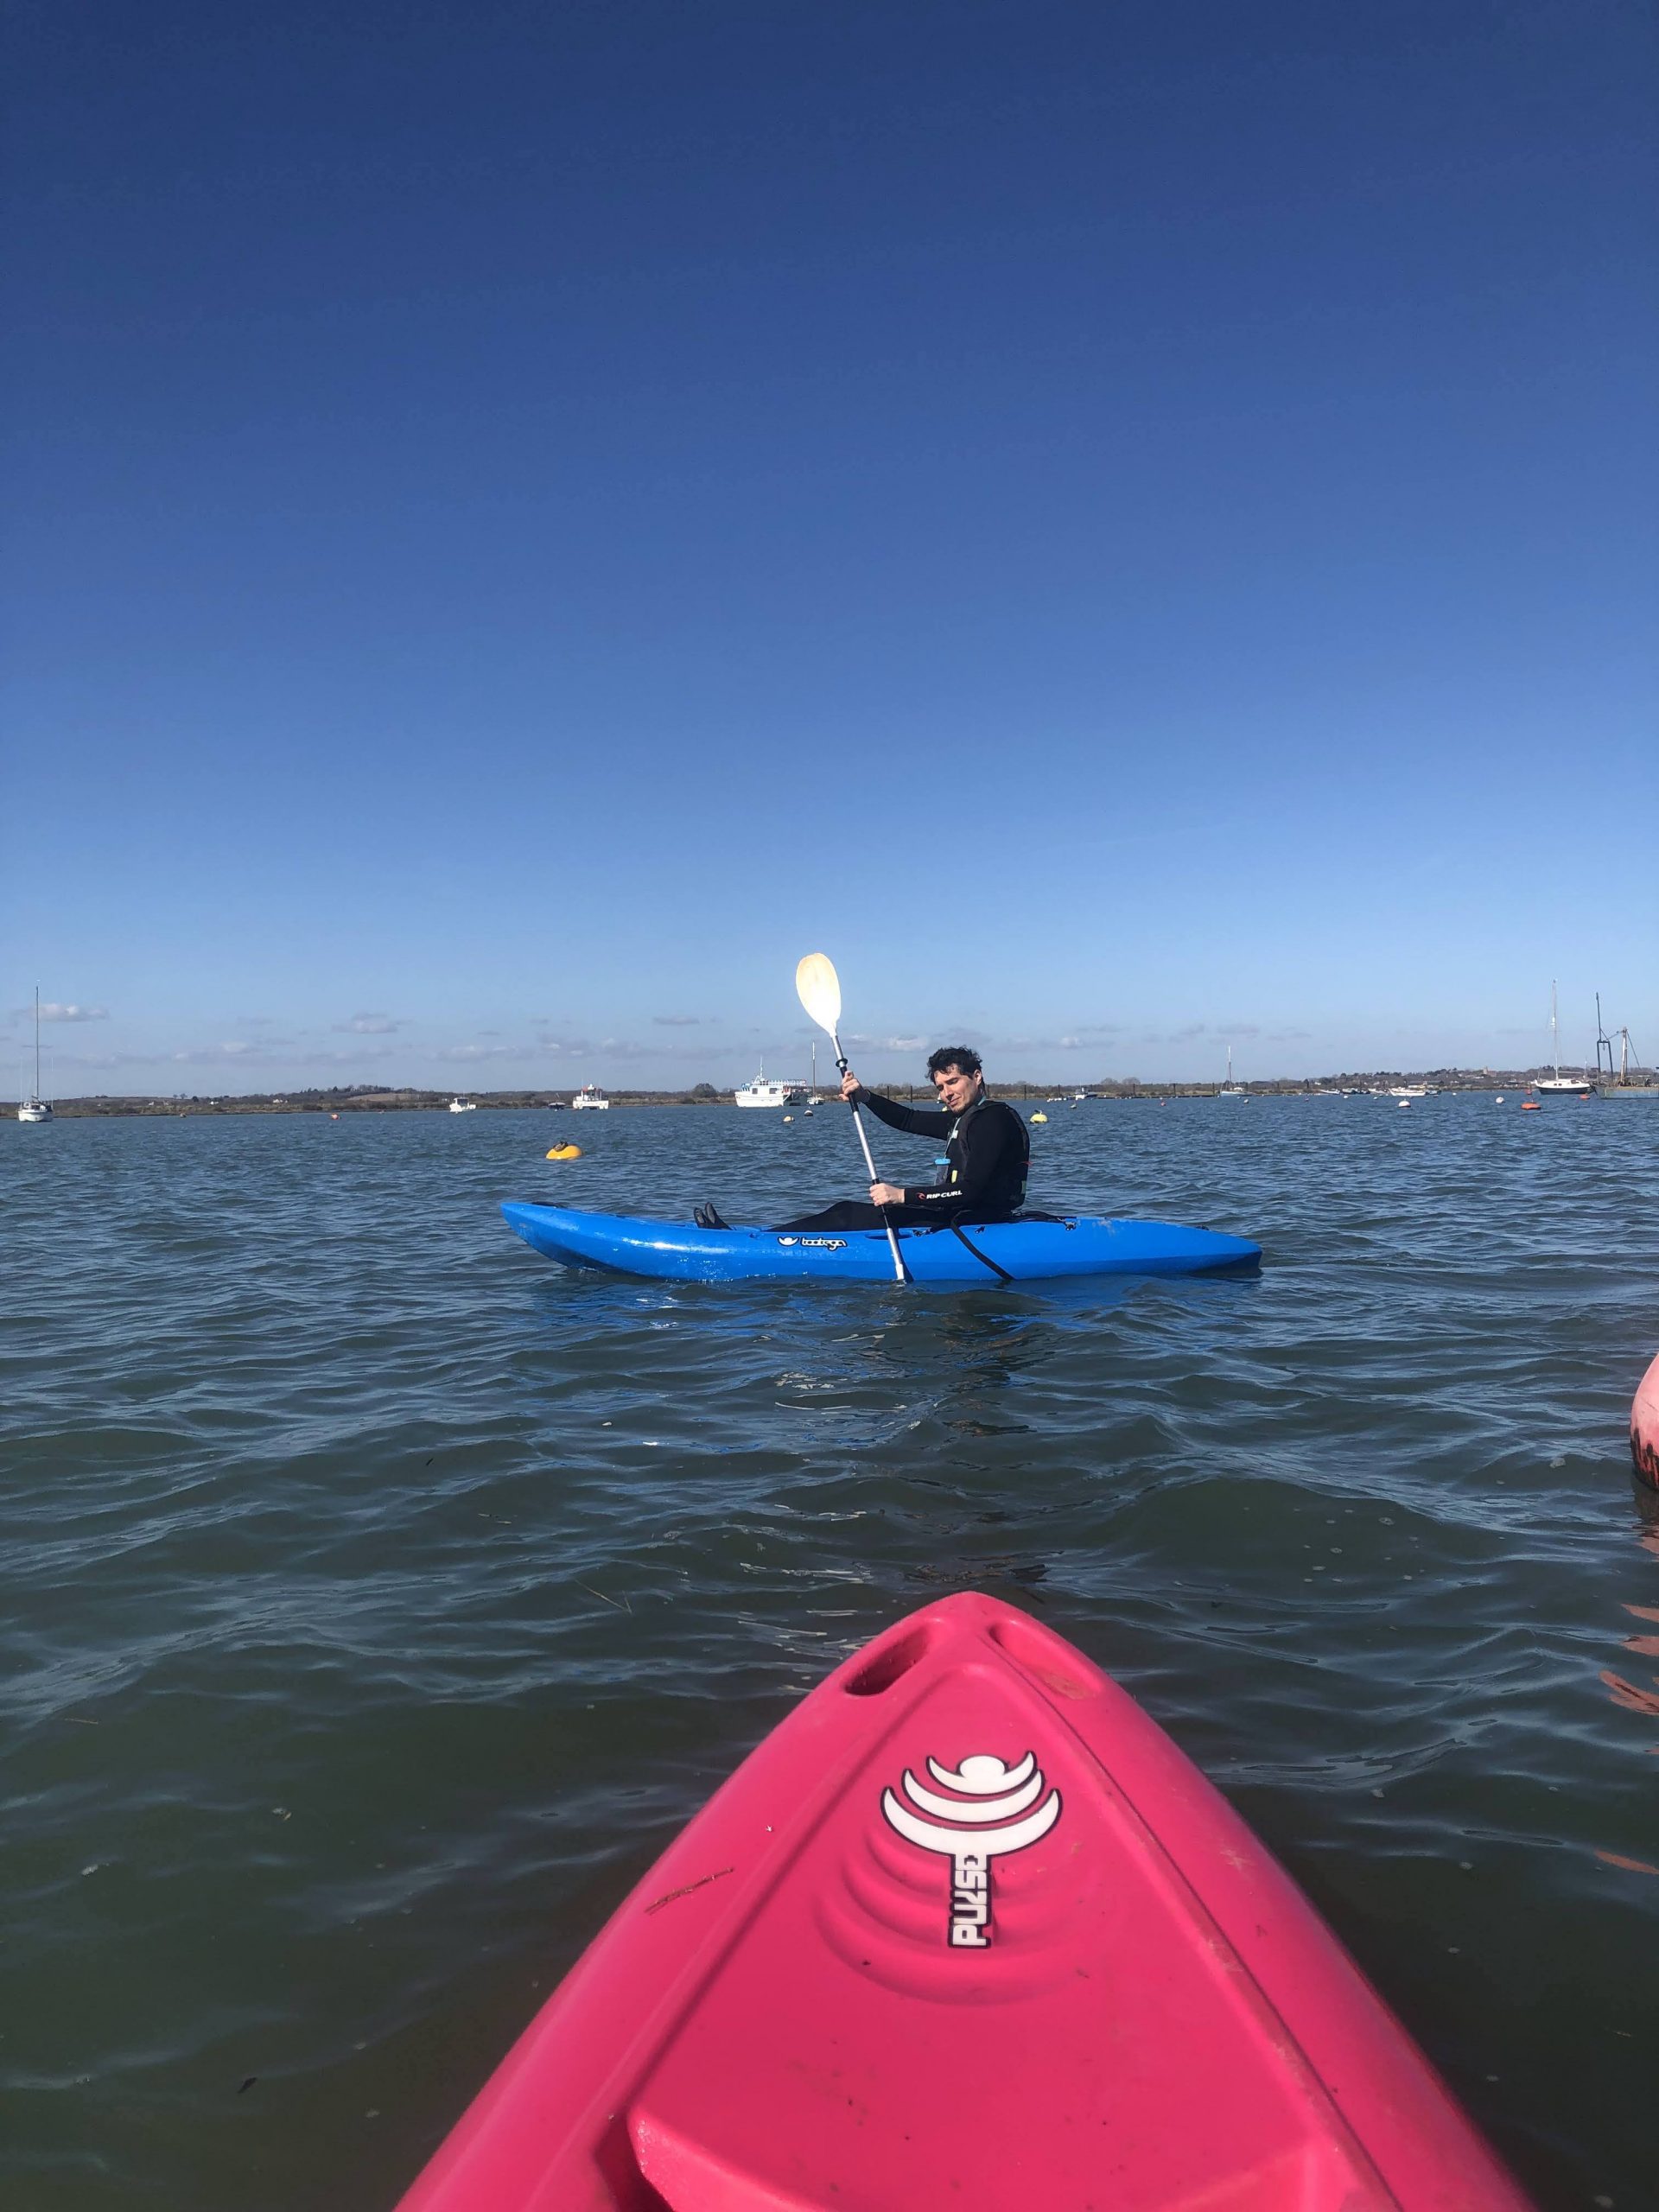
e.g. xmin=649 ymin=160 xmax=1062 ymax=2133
xmin=395 ymin=1593 xmax=1529 ymax=2211
xmin=1633 ymin=1349 xmax=1659 ymax=1490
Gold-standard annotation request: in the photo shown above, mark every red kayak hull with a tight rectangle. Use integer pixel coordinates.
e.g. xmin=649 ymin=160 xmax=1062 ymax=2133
xmin=396 ymin=1593 xmax=1528 ymax=2211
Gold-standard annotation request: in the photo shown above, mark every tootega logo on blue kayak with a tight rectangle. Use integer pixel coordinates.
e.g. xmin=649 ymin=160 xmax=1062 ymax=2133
xmin=776 ymin=1236 xmax=848 ymax=1250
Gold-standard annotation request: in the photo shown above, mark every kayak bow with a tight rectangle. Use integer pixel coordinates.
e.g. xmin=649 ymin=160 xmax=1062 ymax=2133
xmin=397 ymin=1593 xmax=1527 ymax=2211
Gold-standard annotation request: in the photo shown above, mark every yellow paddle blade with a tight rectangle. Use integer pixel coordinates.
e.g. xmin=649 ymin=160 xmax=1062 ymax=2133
xmin=795 ymin=952 xmax=842 ymax=1034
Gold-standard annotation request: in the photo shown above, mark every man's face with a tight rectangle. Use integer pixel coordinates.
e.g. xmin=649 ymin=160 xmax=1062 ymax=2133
xmin=931 ymin=1062 xmax=982 ymax=1114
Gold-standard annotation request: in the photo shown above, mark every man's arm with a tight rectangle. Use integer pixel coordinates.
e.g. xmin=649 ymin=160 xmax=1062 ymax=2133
xmin=855 ymin=1088 xmax=952 ymax=1140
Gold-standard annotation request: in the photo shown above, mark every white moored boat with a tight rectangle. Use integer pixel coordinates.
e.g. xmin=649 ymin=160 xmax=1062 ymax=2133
xmin=1532 ymin=982 xmax=1593 ymax=1099
xmin=448 ymin=1096 xmax=477 ymax=1114
xmin=17 ymin=988 xmax=53 ymax=1123
xmin=1217 ymin=1047 xmax=1246 ymax=1101
xmin=572 ymin=1084 xmax=610 ymax=1110
xmin=734 ymin=1062 xmax=806 ymax=1109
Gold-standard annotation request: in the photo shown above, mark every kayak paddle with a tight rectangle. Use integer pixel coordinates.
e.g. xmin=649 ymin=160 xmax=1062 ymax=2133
xmin=795 ymin=952 xmax=907 ymax=1285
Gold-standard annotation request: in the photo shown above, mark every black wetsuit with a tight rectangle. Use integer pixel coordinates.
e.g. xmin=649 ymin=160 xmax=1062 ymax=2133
xmin=777 ymin=1089 xmax=1031 ymax=1232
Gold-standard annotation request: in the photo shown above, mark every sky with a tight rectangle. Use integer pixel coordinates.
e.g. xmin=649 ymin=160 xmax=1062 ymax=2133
xmin=4 ymin=0 xmax=1655 ymax=1095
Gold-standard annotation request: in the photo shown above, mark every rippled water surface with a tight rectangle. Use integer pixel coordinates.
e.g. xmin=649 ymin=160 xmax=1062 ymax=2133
xmin=4 ymin=1097 xmax=1658 ymax=2210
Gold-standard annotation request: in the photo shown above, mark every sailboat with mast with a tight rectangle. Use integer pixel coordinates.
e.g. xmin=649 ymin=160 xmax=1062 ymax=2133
xmin=1217 ymin=1046 xmax=1246 ymax=1101
xmin=18 ymin=988 xmax=53 ymax=1123
xmin=1531 ymin=982 xmax=1593 ymax=1099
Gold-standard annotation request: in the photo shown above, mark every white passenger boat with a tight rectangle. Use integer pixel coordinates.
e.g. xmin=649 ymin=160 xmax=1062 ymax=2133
xmin=734 ymin=1061 xmax=806 ymax=1109
xmin=572 ymin=1084 xmax=610 ymax=1109
xmin=448 ymin=1096 xmax=477 ymax=1113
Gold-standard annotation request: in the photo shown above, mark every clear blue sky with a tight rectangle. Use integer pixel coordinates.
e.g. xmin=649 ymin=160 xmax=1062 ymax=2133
xmin=4 ymin=0 xmax=1655 ymax=1093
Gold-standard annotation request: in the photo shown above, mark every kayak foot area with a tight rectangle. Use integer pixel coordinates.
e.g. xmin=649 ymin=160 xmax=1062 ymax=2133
xmin=396 ymin=1592 xmax=1527 ymax=2212
xmin=500 ymin=1202 xmax=1262 ymax=1284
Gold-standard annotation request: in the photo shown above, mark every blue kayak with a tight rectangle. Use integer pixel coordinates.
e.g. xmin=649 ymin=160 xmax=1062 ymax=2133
xmin=500 ymin=1202 xmax=1261 ymax=1284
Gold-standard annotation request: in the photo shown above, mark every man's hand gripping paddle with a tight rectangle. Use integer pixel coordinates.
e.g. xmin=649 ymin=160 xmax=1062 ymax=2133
xmin=795 ymin=952 xmax=907 ymax=1285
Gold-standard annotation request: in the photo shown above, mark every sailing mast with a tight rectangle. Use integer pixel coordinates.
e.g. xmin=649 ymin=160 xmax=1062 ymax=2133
xmin=18 ymin=985 xmax=53 ymax=1122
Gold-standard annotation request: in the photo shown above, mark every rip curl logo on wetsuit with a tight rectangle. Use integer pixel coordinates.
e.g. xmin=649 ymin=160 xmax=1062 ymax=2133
xmin=880 ymin=1752 xmax=1061 ymax=1948
xmin=775 ymin=1236 xmax=847 ymax=1250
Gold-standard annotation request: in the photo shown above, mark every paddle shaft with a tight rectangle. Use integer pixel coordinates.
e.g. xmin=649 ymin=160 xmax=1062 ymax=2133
xmin=833 ymin=1033 xmax=907 ymax=1284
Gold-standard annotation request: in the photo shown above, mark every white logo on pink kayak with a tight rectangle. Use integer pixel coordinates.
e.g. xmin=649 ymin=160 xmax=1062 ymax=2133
xmin=880 ymin=1752 xmax=1061 ymax=1948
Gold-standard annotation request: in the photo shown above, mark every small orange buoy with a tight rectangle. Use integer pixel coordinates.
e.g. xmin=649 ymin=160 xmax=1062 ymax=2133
xmin=545 ymin=1143 xmax=582 ymax=1160
xmin=1520 ymin=1101 xmax=1541 ymax=1112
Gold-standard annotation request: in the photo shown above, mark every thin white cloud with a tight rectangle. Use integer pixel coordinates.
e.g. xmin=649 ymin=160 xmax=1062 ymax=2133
xmin=18 ymin=1002 xmax=111 ymax=1022
xmin=599 ymin=1036 xmax=679 ymax=1061
xmin=335 ymin=1013 xmax=402 ymax=1034
xmin=52 ymin=1045 xmax=397 ymax=1071
xmin=653 ymin=1014 xmax=703 ymax=1027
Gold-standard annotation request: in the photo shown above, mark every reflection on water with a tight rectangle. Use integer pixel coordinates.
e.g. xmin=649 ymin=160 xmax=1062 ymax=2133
xmin=1 ymin=1098 xmax=1656 ymax=2212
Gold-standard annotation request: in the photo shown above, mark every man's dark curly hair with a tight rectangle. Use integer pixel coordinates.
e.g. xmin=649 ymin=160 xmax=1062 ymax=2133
xmin=926 ymin=1046 xmax=982 ymax=1078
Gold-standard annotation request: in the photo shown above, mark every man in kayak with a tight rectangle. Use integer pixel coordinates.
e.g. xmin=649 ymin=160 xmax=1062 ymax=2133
xmin=695 ymin=1047 xmax=1031 ymax=1231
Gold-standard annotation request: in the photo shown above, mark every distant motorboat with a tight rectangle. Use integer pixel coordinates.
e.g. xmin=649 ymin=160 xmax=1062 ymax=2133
xmin=573 ymin=1085 xmax=610 ymax=1110
xmin=734 ymin=1062 xmax=806 ymax=1109
xmin=1388 ymin=1085 xmax=1427 ymax=1099
xmin=448 ymin=1096 xmax=478 ymax=1114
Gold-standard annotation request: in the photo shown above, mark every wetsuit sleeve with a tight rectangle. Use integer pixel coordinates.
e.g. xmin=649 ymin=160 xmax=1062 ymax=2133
xmin=856 ymin=1090 xmax=952 ymax=1139
xmin=901 ymin=1103 xmax=1021 ymax=1212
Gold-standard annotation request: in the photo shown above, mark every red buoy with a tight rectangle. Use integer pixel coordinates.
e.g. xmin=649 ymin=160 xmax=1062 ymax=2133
xmin=1633 ymin=1350 xmax=1659 ymax=1491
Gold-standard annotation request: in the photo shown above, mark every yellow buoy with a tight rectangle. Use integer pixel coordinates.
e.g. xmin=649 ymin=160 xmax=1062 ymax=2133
xmin=1030 ymin=1110 xmax=1048 ymax=1123
xmin=545 ymin=1143 xmax=582 ymax=1160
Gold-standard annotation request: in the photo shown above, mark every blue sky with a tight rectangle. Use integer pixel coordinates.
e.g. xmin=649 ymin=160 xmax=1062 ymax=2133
xmin=4 ymin=0 xmax=1655 ymax=1094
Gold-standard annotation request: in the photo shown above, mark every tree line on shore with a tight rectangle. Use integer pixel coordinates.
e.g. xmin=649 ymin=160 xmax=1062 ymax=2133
xmin=10 ymin=1071 xmax=1583 ymax=1116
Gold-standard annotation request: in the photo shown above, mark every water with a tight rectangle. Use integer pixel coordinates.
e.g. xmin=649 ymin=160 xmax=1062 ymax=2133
xmin=3 ymin=1096 xmax=1656 ymax=2211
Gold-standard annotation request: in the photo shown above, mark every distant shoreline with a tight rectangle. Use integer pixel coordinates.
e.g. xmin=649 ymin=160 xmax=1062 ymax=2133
xmin=6 ymin=1073 xmax=1618 ymax=1119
